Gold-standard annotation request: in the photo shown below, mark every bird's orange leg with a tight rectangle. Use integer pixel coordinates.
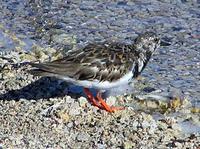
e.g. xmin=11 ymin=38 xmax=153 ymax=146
xmin=83 ymin=88 xmax=102 ymax=109
xmin=96 ymin=92 xmax=125 ymax=113
xmin=83 ymin=88 xmax=125 ymax=112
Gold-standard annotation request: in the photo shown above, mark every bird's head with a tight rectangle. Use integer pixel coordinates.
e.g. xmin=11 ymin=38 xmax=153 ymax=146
xmin=134 ymin=32 xmax=160 ymax=54
xmin=131 ymin=32 xmax=160 ymax=77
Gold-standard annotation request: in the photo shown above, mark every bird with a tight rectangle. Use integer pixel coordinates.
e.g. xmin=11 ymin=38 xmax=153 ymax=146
xmin=29 ymin=32 xmax=161 ymax=112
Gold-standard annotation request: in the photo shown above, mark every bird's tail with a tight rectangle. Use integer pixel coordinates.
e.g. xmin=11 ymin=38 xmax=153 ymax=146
xmin=28 ymin=62 xmax=57 ymax=77
xmin=28 ymin=62 xmax=77 ymax=78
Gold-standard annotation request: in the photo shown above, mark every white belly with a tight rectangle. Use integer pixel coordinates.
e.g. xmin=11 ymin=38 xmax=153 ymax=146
xmin=60 ymin=71 xmax=133 ymax=90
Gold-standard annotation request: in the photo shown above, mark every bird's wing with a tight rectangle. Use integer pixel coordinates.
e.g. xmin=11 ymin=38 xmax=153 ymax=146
xmin=30 ymin=42 xmax=142 ymax=82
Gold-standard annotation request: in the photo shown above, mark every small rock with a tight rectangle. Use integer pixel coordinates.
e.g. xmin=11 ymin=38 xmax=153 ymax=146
xmin=76 ymin=132 xmax=90 ymax=142
xmin=67 ymin=122 xmax=73 ymax=128
xmin=56 ymin=110 xmax=70 ymax=123
xmin=69 ymin=102 xmax=81 ymax=116
xmin=51 ymin=33 xmax=76 ymax=45
xmin=174 ymin=142 xmax=183 ymax=148
xmin=78 ymin=97 xmax=88 ymax=107
xmin=106 ymin=96 xmax=116 ymax=106
xmin=97 ymin=143 xmax=106 ymax=149
xmin=123 ymin=141 xmax=135 ymax=149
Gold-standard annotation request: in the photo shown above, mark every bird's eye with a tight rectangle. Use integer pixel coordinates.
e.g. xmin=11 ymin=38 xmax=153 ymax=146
xmin=154 ymin=38 xmax=159 ymax=43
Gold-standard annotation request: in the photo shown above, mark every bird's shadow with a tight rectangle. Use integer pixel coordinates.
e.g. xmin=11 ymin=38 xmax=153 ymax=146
xmin=0 ymin=77 xmax=94 ymax=101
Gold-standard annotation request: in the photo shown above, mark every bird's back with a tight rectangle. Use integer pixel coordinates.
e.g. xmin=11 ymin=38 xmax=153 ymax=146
xmin=30 ymin=42 xmax=139 ymax=83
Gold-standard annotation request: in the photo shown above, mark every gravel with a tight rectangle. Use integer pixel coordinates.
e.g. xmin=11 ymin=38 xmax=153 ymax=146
xmin=0 ymin=0 xmax=200 ymax=148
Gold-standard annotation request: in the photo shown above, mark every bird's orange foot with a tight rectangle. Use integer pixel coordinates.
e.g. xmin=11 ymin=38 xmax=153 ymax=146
xmin=96 ymin=92 xmax=125 ymax=112
xmin=83 ymin=88 xmax=125 ymax=113
xmin=83 ymin=88 xmax=102 ymax=109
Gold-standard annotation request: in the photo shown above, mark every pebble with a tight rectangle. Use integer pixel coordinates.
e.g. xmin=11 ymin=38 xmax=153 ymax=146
xmin=78 ymin=97 xmax=88 ymax=107
xmin=76 ymin=132 xmax=90 ymax=142
xmin=69 ymin=102 xmax=81 ymax=116
xmin=0 ymin=0 xmax=200 ymax=148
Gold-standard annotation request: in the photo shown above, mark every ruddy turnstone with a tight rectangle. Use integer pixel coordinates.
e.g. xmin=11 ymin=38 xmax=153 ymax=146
xmin=29 ymin=32 xmax=161 ymax=112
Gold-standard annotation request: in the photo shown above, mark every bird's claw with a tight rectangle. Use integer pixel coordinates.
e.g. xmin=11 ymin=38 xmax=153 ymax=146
xmin=84 ymin=88 xmax=125 ymax=113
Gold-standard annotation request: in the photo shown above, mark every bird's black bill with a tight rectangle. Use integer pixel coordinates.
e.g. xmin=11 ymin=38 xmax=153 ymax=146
xmin=160 ymin=40 xmax=171 ymax=46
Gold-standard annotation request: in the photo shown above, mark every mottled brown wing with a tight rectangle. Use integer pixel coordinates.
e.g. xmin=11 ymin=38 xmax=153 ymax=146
xmin=30 ymin=42 xmax=138 ymax=82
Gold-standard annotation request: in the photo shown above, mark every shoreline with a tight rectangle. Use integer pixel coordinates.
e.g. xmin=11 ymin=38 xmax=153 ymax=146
xmin=0 ymin=50 xmax=199 ymax=148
